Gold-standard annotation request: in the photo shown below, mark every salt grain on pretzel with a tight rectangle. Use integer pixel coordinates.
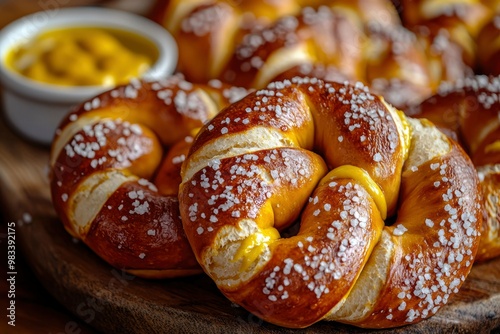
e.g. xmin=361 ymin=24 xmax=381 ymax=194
xmin=179 ymin=78 xmax=482 ymax=328
xmin=412 ymin=75 xmax=500 ymax=262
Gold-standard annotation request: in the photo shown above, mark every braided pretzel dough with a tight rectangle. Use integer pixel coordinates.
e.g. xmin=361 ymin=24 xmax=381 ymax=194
xmin=411 ymin=75 xmax=500 ymax=261
xmin=157 ymin=0 xmax=431 ymax=108
xmin=49 ymin=75 xmax=250 ymax=278
xmin=179 ymin=78 xmax=482 ymax=328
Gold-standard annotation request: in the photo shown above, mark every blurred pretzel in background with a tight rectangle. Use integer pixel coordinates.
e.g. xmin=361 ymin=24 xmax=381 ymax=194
xmin=152 ymin=0 xmax=500 ymax=110
xmin=410 ymin=75 xmax=500 ymax=262
xmin=476 ymin=13 xmax=500 ymax=75
xmin=179 ymin=77 xmax=483 ymax=328
xmin=49 ymin=75 xmax=251 ymax=278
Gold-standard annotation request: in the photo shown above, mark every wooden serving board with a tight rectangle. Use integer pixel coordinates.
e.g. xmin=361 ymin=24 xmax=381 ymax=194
xmin=1 ymin=117 xmax=500 ymax=334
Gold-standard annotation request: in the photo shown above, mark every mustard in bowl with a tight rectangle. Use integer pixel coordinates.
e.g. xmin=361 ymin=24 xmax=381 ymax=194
xmin=0 ymin=7 xmax=178 ymax=144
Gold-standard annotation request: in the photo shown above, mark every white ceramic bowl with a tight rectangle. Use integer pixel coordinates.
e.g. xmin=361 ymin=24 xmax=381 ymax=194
xmin=0 ymin=7 xmax=178 ymax=144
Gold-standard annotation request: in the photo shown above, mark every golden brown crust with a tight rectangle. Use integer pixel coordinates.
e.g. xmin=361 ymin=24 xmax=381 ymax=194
xmin=85 ymin=181 xmax=198 ymax=271
xmin=270 ymin=63 xmax=354 ymax=85
xmin=219 ymin=7 xmax=367 ymax=88
xmin=364 ymin=22 xmax=435 ymax=110
xmin=156 ymin=0 xmax=497 ymax=110
xmin=223 ymin=176 xmax=384 ymax=328
xmin=401 ymin=0 xmax=493 ymax=37
xmin=412 ymin=75 xmax=500 ymax=262
xmin=346 ymin=141 xmax=480 ymax=327
xmin=154 ymin=136 xmax=193 ymax=196
xmin=399 ymin=1 xmax=497 ymax=85
xmin=179 ymin=78 xmax=482 ymax=328
xmin=49 ymin=75 xmax=251 ymax=278
xmin=155 ymin=1 xmax=415 ymax=107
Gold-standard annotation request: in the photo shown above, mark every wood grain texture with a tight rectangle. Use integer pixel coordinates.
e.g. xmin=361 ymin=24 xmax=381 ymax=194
xmin=0 ymin=117 xmax=499 ymax=334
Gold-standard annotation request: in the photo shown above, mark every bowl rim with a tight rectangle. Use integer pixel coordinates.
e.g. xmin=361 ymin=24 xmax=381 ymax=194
xmin=0 ymin=7 xmax=178 ymax=103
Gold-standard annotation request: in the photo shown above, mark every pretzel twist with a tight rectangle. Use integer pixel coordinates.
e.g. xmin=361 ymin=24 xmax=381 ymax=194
xmin=179 ymin=78 xmax=482 ymax=328
xmin=477 ymin=14 xmax=500 ymax=76
xmin=49 ymin=75 xmax=250 ymax=278
xmin=154 ymin=0 xmax=422 ymax=106
xmin=154 ymin=0 xmax=498 ymax=109
xmin=400 ymin=0 xmax=500 ymax=78
xmin=400 ymin=0 xmax=494 ymax=38
xmin=411 ymin=75 xmax=500 ymax=261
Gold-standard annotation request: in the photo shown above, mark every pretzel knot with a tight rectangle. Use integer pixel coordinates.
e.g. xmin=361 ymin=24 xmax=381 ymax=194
xmin=179 ymin=78 xmax=482 ymax=328
xmin=49 ymin=75 xmax=250 ymax=278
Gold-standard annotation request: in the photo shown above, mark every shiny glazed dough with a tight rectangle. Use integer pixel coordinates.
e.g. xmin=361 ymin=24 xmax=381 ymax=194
xmin=179 ymin=77 xmax=482 ymax=328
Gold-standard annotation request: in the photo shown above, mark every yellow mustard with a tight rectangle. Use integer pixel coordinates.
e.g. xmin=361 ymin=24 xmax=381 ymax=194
xmin=6 ymin=27 xmax=157 ymax=87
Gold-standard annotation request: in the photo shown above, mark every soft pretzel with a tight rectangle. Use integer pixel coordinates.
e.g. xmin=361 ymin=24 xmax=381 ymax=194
xmin=152 ymin=0 xmax=304 ymax=85
xmin=410 ymin=75 xmax=500 ymax=262
xmin=400 ymin=0 xmax=493 ymax=38
xmin=400 ymin=0 xmax=500 ymax=78
xmin=154 ymin=0 xmax=427 ymax=107
xmin=477 ymin=14 xmax=500 ymax=76
xmin=154 ymin=0 xmax=499 ymax=109
xmin=179 ymin=78 xmax=482 ymax=328
xmin=49 ymin=75 xmax=251 ymax=278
